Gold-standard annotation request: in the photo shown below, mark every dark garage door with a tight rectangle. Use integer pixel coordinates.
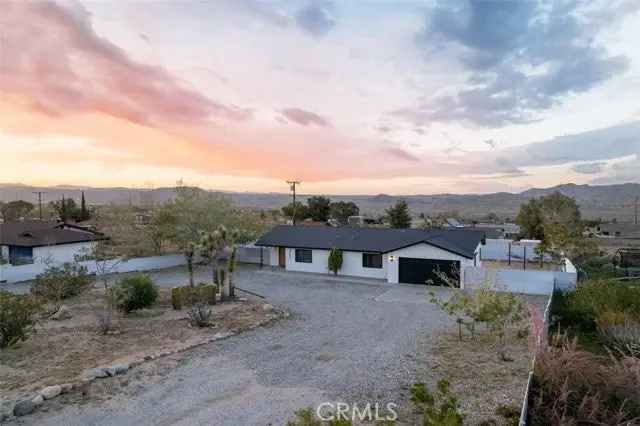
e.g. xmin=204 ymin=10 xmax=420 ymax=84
xmin=398 ymin=258 xmax=460 ymax=286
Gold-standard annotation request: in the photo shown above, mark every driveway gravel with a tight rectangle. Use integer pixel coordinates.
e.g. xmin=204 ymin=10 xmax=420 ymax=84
xmin=14 ymin=265 xmax=456 ymax=425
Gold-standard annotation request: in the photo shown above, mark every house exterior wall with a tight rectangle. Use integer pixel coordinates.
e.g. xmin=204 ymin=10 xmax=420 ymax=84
xmin=284 ymin=248 xmax=389 ymax=279
xmin=32 ymin=242 xmax=96 ymax=264
xmin=285 ymin=248 xmax=330 ymax=274
xmin=386 ymin=243 xmax=478 ymax=284
xmin=268 ymin=247 xmax=279 ymax=267
xmin=339 ymin=251 xmax=388 ymax=279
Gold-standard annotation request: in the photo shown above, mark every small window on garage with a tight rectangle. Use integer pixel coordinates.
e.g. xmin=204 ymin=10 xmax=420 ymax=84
xmin=362 ymin=252 xmax=382 ymax=268
xmin=295 ymin=249 xmax=313 ymax=263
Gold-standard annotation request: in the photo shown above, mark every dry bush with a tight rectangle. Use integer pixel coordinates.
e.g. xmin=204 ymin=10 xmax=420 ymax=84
xmin=597 ymin=312 xmax=640 ymax=357
xmin=187 ymin=304 xmax=214 ymax=327
xmin=530 ymin=333 xmax=640 ymax=425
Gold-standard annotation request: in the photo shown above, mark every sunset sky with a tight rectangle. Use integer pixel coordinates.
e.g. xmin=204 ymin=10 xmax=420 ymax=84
xmin=1 ymin=0 xmax=640 ymax=194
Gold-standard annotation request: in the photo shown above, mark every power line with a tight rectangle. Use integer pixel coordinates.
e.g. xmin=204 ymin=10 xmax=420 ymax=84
xmin=33 ymin=191 xmax=46 ymax=220
xmin=286 ymin=180 xmax=301 ymax=225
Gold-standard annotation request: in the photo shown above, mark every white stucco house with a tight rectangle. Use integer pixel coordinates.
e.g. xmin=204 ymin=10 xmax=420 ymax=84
xmin=0 ymin=220 xmax=105 ymax=266
xmin=256 ymin=225 xmax=485 ymax=286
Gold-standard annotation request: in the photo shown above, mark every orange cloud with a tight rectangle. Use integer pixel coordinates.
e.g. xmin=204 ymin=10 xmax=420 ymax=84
xmin=0 ymin=1 xmax=464 ymax=185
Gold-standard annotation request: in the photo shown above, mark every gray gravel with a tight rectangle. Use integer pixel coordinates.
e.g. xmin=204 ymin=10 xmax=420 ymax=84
xmin=12 ymin=266 xmax=454 ymax=426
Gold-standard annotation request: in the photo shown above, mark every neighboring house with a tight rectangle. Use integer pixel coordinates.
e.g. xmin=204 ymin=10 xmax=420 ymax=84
xmin=596 ymin=223 xmax=640 ymax=239
xmin=256 ymin=225 xmax=484 ymax=286
xmin=469 ymin=223 xmax=521 ymax=239
xmin=444 ymin=218 xmax=464 ymax=228
xmin=0 ymin=221 xmax=105 ymax=265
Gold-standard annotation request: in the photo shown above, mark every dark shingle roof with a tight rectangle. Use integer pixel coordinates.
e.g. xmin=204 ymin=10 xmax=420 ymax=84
xmin=0 ymin=221 xmax=105 ymax=247
xmin=255 ymin=225 xmax=484 ymax=259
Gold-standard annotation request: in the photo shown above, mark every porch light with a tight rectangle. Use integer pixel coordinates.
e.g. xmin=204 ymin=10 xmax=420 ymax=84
xmin=389 ymin=255 xmax=395 ymax=262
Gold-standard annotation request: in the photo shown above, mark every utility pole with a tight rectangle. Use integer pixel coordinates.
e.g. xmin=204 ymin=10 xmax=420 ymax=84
xmin=286 ymin=180 xmax=301 ymax=225
xmin=33 ymin=191 xmax=46 ymax=220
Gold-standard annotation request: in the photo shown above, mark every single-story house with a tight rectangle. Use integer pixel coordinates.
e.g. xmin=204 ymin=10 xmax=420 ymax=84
xmin=255 ymin=225 xmax=485 ymax=286
xmin=597 ymin=222 xmax=640 ymax=239
xmin=0 ymin=220 xmax=105 ymax=265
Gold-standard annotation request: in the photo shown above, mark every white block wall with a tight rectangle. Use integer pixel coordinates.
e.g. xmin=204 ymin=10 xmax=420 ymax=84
xmin=33 ymin=242 xmax=95 ymax=264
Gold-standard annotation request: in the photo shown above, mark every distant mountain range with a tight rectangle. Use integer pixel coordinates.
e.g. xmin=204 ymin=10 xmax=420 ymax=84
xmin=1 ymin=183 xmax=639 ymax=221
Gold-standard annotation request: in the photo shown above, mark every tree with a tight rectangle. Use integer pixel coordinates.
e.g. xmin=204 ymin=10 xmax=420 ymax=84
xmin=329 ymin=201 xmax=359 ymax=224
xmin=516 ymin=192 xmax=597 ymax=263
xmin=0 ymin=200 xmax=34 ymax=221
xmin=167 ymin=183 xmax=233 ymax=250
xmin=225 ymin=228 xmax=241 ymax=299
xmin=282 ymin=202 xmax=309 ymax=223
xmin=516 ymin=199 xmax=546 ymax=241
xmin=50 ymin=197 xmax=80 ymax=222
xmin=386 ymin=200 xmax=412 ymax=228
xmin=199 ymin=231 xmax=221 ymax=290
xmin=184 ymin=242 xmax=197 ymax=287
xmin=328 ymin=248 xmax=343 ymax=275
xmin=144 ymin=206 xmax=177 ymax=254
xmin=306 ymin=196 xmax=331 ymax=222
xmin=78 ymin=191 xmax=91 ymax=221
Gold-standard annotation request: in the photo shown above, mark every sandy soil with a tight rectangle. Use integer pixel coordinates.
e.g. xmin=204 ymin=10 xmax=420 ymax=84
xmin=0 ymin=286 xmax=273 ymax=402
xmin=397 ymin=295 xmax=548 ymax=426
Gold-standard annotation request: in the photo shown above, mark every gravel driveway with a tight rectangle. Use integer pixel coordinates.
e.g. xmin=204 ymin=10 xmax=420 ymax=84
xmin=13 ymin=265 xmax=454 ymax=426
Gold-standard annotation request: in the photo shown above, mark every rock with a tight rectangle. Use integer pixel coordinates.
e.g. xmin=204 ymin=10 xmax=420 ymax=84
xmin=60 ymin=383 xmax=73 ymax=394
xmin=13 ymin=399 xmax=36 ymax=417
xmin=262 ymin=304 xmax=274 ymax=312
xmin=39 ymin=385 xmax=61 ymax=400
xmin=106 ymin=363 xmax=129 ymax=377
xmin=51 ymin=305 xmax=72 ymax=320
xmin=0 ymin=400 xmax=14 ymax=421
xmin=83 ymin=367 xmax=108 ymax=380
xmin=31 ymin=395 xmax=44 ymax=406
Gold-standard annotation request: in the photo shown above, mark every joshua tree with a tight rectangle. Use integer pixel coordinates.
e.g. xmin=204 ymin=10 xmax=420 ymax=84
xmin=184 ymin=241 xmax=197 ymax=287
xmin=199 ymin=229 xmax=222 ymax=287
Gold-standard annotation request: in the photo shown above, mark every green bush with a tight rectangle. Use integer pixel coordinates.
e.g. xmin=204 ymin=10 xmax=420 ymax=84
xmin=172 ymin=284 xmax=217 ymax=310
xmin=552 ymin=280 xmax=640 ymax=332
xmin=411 ymin=380 xmax=464 ymax=425
xmin=31 ymin=262 xmax=93 ymax=301
xmin=0 ymin=291 xmax=41 ymax=348
xmin=110 ymin=275 xmax=159 ymax=313
xmin=171 ymin=287 xmax=183 ymax=310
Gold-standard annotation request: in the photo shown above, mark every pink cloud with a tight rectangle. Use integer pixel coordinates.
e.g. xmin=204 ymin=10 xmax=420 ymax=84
xmin=281 ymin=108 xmax=331 ymax=127
xmin=1 ymin=2 xmax=251 ymax=127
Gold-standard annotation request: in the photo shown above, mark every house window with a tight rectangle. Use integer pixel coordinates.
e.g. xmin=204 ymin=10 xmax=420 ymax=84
xmin=9 ymin=246 xmax=34 ymax=265
xmin=362 ymin=252 xmax=382 ymax=268
xmin=295 ymin=249 xmax=313 ymax=263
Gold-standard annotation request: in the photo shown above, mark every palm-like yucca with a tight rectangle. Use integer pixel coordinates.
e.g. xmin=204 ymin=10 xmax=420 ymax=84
xmin=199 ymin=229 xmax=221 ymax=287
xmin=184 ymin=241 xmax=197 ymax=287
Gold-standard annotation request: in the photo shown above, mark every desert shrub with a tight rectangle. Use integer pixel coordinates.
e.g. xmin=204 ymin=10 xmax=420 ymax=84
xmin=597 ymin=312 xmax=640 ymax=357
xmin=529 ymin=333 xmax=640 ymax=425
xmin=187 ymin=304 xmax=214 ymax=327
xmin=109 ymin=274 xmax=158 ymax=313
xmin=411 ymin=380 xmax=464 ymax=426
xmin=173 ymin=283 xmax=217 ymax=310
xmin=0 ymin=291 xmax=41 ymax=348
xmin=551 ymin=280 xmax=640 ymax=332
xmin=286 ymin=408 xmax=352 ymax=426
xmin=171 ymin=287 xmax=183 ymax=310
xmin=495 ymin=405 xmax=519 ymax=426
xmin=31 ymin=262 xmax=92 ymax=301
